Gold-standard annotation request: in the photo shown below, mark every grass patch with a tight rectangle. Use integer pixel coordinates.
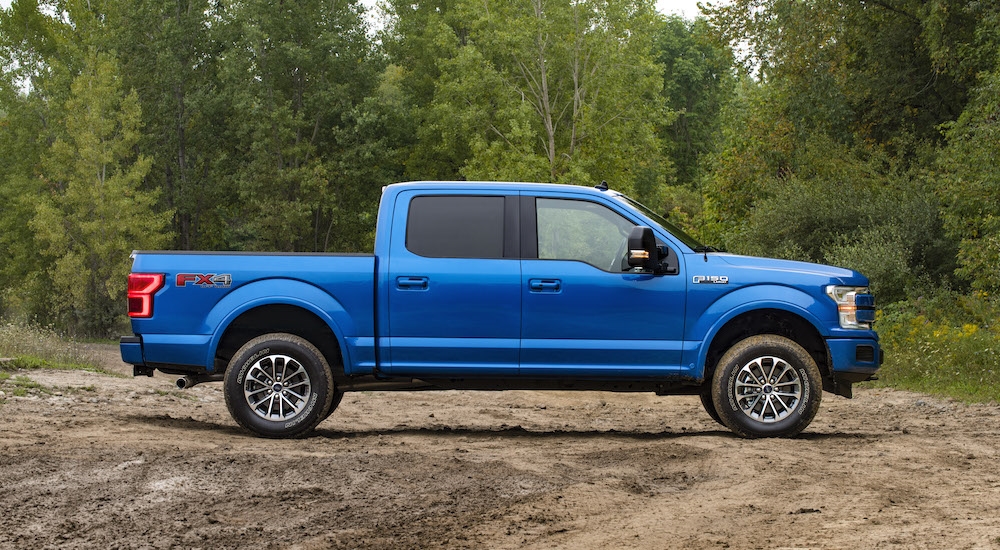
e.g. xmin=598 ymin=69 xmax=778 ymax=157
xmin=868 ymin=291 xmax=1000 ymax=403
xmin=0 ymin=323 xmax=122 ymax=377
xmin=0 ymin=374 xmax=50 ymax=397
xmin=1 ymin=355 xmax=121 ymax=377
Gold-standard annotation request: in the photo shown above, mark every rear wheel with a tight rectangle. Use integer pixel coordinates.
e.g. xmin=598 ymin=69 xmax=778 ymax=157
xmin=711 ymin=335 xmax=822 ymax=438
xmin=224 ymin=333 xmax=335 ymax=438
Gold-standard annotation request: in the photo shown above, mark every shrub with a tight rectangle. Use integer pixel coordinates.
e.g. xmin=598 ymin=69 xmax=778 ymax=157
xmin=872 ymin=290 xmax=1000 ymax=403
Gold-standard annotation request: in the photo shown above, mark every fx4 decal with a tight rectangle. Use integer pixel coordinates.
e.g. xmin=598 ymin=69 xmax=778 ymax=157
xmin=176 ymin=273 xmax=233 ymax=288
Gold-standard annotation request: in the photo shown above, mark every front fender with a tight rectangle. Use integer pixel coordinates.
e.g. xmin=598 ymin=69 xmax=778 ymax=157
xmin=204 ymin=279 xmax=353 ymax=371
xmin=687 ymin=284 xmax=830 ymax=378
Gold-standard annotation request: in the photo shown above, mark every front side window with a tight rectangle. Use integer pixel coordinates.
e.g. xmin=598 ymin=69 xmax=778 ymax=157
xmin=536 ymin=198 xmax=635 ymax=271
xmin=406 ymin=195 xmax=505 ymax=258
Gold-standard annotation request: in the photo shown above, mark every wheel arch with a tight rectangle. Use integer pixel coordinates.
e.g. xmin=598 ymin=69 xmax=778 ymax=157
xmin=201 ymin=279 xmax=359 ymax=375
xmin=212 ymin=304 xmax=345 ymax=377
xmin=700 ymin=308 xmax=830 ymax=386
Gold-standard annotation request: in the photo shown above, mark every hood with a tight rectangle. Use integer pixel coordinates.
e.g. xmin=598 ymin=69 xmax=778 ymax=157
xmin=714 ymin=254 xmax=868 ymax=286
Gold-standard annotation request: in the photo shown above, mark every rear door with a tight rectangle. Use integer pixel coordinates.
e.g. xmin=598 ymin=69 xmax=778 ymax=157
xmin=519 ymin=195 xmax=687 ymax=377
xmin=384 ymin=190 xmax=521 ymax=376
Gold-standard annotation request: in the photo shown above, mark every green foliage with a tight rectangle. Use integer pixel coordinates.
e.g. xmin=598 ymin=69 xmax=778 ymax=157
xmin=392 ymin=0 xmax=670 ymax=201
xmin=703 ymin=107 xmax=956 ymax=303
xmin=704 ymin=0 xmax=972 ymax=153
xmin=104 ymin=0 xmax=236 ymax=251
xmin=875 ymin=291 xmax=1000 ymax=403
xmin=655 ymin=16 xmax=734 ymax=187
xmin=937 ymin=66 xmax=1000 ymax=292
xmin=31 ymin=50 xmax=171 ymax=335
xmin=214 ymin=0 xmax=397 ymax=252
xmin=0 ymin=322 xmax=118 ymax=374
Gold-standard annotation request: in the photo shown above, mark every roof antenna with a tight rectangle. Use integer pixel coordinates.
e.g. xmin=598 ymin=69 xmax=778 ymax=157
xmin=595 ymin=181 xmax=608 ymax=191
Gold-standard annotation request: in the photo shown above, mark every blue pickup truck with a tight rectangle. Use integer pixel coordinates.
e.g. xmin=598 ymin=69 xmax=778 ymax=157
xmin=121 ymin=181 xmax=881 ymax=439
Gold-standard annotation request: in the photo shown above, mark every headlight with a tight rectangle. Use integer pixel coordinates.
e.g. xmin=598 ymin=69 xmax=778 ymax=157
xmin=825 ymin=285 xmax=875 ymax=330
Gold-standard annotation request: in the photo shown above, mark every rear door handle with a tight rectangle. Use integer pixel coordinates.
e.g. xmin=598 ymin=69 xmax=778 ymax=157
xmin=528 ymin=279 xmax=562 ymax=292
xmin=396 ymin=276 xmax=429 ymax=290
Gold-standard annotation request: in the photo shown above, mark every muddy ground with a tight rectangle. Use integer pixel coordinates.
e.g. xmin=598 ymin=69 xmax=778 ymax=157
xmin=1 ymin=345 xmax=999 ymax=549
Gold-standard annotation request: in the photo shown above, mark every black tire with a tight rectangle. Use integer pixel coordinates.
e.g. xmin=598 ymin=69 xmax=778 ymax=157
xmin=711 ymin=335 xmax=822 ymax=438
xmin=224 ymin=333 xmax=335 ymax=438
xmin=322 ymin=390 xmax=345 ymax=421
xmin=699 ymin=386 xmax=725 ymax=427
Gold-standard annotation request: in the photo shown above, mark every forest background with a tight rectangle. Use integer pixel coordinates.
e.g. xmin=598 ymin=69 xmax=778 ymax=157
xmin=1 ymin=0 xmax=998 ymax=401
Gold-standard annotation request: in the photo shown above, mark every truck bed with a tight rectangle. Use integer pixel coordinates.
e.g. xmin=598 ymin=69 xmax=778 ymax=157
xmin=125 ymin=251 xmax=376 ymax=373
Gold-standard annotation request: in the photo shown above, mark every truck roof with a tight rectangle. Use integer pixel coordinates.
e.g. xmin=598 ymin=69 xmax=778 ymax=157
xmin=386 ymin=180 xmax=622 ymax=198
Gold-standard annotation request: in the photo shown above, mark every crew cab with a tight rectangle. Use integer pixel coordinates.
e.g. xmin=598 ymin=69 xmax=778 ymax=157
xmin=121 ymin=181 xmax=881 ymax=438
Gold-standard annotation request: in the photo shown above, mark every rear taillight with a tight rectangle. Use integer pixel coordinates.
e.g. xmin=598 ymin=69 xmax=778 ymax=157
xmin=128 ymin=273 xmax=164 ymax=318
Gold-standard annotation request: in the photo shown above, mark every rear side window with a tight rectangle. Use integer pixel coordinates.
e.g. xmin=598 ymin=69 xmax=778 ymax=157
xmin=406 ymin=195 xmax=505 ymax=258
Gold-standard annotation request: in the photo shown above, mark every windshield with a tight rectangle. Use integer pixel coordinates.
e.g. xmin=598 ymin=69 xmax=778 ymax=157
xmin=615 ymin=194 xmax=706 ymax=251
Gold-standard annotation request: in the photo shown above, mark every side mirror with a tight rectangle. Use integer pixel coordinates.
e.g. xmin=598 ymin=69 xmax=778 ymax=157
xmin=627 ymin=226 xmax=658 ymax=272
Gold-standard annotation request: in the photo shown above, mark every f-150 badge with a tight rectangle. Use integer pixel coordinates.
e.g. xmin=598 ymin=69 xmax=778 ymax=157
xmin=176 ymin=273 xmax=233 ymax=288
xmin=693 ymin=275 xmax=729 ymax=284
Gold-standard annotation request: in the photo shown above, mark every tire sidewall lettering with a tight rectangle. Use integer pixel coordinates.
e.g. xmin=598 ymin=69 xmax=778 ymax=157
xmin=224 ymin=333 xmax=336 ymax=438
xmin=725 ymin=363 xmax=740 ymax=412
xmin=712 ymin=335 xmax=823 ymax=438
xmin=284 ymin=392 xmax=319 ymax=429
xmin=237 ymin=347 xmax=271 ymax=385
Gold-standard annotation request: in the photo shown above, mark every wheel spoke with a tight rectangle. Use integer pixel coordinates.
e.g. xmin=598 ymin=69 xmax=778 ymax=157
xmin=246 ymin=386 xmax=269 ymax=399
xmin=242 ymin=353 xmax=313 ymax=422
xmin=767 ymin=395 xmax=784 ymax=418
xmin=735 ymin=354 xmax=803 ymax=424
xmin=279 ymin=393 xmax=298 ymax=410
xmin=247 ymin=372 xmax=269 ymax=387
xmin=762 ymin=357 xmax=778 ymax=383
xmin=248 ymin=394 xmax=269 ymax=410
xmin=740 ymin=393 xmax=762 ymax=412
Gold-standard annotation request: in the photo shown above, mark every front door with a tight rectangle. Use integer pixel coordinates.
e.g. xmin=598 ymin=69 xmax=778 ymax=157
xmin=520 ymin=196 xmax=687 ymax=377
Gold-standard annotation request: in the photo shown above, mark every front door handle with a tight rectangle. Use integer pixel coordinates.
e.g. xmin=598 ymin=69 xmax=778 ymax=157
xmin=528 ymin=279 xmax=562 ymax=292
xmin=396 ymin=276 xmax=429 ymax=290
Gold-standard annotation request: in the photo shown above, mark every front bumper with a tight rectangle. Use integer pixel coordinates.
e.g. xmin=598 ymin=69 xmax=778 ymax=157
xmin=825 ymin=337 xmax=883 ymax=397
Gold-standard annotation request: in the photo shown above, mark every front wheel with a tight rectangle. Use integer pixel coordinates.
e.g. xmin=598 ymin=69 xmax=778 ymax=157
xmin=224 ymin=333 xmax=335 ymax=438
xmin=699 ymin=386 xmax=725 ymax=427
xmin=711 ymin=335 xmax=822 ymax=438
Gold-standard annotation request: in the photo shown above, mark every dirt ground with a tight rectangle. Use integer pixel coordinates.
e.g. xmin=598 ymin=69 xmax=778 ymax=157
xmin=1 ymin=345 xmax=999 ymax=550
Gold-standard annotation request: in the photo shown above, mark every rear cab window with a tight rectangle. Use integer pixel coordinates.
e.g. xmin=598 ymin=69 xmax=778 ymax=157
xmin=405 ymin=195 xmax=506 ymax=258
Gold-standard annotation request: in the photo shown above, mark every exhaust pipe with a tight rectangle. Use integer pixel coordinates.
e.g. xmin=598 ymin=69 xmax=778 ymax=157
xmin=176 ymin=374 xmax=224 ymax=389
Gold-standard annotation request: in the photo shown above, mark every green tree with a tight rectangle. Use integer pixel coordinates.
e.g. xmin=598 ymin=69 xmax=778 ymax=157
xmin=704 ymin=0 xmax=975 ymax=155
xmin=103 ymin=0 xmax=234 ymax=250
xmin=655 ymin=15 xmax=733 ymax=188
xmin=216 ymin=0 xmax=389 ymax=252
xmin=0 ymin=0 xmax=74 ymax=320
xmin=394 ymin=0 xmax=670 ymax=199
xmin=382 ymin=0 xmax=467 ymax=180
xmin=32 ymin=50 xmax=171 ymax=334
xmin=937 ymin=66 xmax=1000 ymax=292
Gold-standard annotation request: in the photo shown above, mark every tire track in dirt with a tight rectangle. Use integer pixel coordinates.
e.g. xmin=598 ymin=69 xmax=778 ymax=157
xmin=1 ymin=345 xmax=999 ymax=549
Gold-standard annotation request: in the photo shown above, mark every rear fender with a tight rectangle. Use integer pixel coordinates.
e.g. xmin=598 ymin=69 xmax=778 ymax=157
xmin=204 ymin=279 xmax=353 ymax=372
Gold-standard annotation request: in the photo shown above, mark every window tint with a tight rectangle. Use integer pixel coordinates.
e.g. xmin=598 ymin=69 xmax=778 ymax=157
xmin=407 ymin=195 xmax=505 ymax=258
xmin=536 ymin=198 xmax=635 ymax=271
